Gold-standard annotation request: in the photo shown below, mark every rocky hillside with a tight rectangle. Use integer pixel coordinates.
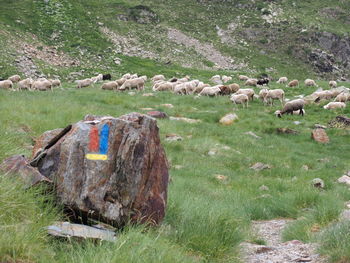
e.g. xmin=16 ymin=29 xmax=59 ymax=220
xmin=0 ymin=0 xmax=349 ymax=80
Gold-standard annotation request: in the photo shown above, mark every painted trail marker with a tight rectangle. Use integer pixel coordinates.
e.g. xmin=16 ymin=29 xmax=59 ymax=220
xmin=86 ymin=124 xmax=110 ymax=160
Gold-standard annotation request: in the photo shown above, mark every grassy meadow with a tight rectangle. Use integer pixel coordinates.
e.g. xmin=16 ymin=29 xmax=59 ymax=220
xmin=0 ymin=78 xmax=349 ymax=263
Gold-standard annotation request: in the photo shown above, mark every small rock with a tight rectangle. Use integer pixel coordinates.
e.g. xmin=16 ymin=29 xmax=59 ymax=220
xmin=169 ymin=117 xmax=201 ymax=124
xmin=294 ymin=121 xmax=302 ymax=125
xmin=143 ymin=93 xmax=155 ymax=97
xmin=173 ymin=165 xmax=183 ymax=170
xmin=337 ymin=175 xmax=350 ymax=186
xmin=340 ymin=210 xmax=350 ymax=221
xmin=215 ymin=174 xmax=228 ymax=181
xmin=147 ymin=111 xmax=168 ymax=119
xmin=296 ymin=257 xmax=312 ymax=262
xmin=245 ymin=131 xmax=261 ymax=139
xmin=165 ymin=134 xmax=183 ymax=142
xmin=302 ymin=165 xmax=309 ymax=171
xmin=259 ymin=185 xmax=269 ymax=191
xmin=208 ymin=150 xmax=217 ymax=156
xmin=219 ymin=113 xmax=238 ymax=125
xmin=311 ymin=178 xmax=325 ymax=189
xmin=255 ymin=246 xmax=274 ymax=254
xmin=311 ymin=128 xmax=329 ymax=143
xmin=140 ymin=108 xmax=154 ymax=111
xmin=161 ymin=104 xmax=174 ymax=108
xmin=277 ymin=128 xmax=299 ymax=134
xmin=128 ymin=92 xmax=135 ymax=96
xmin=222 ymin=145 xmax=231 ymax=150
xmin=345 ymin=201 xmax=350 ymax=209
xmin=250 ymin=162 xmax=271 ymax=171
xmin=317 ymin=158 xmax=330 ymax=163
xmin=314 ymin=124 xmax=327 ymax=129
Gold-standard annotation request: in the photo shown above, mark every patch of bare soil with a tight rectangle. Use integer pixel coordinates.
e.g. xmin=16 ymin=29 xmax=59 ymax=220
xmin=167 ymin=28 xmax=243 ymax=70
xmin=241 ymin=219 xmax=326 ymax=263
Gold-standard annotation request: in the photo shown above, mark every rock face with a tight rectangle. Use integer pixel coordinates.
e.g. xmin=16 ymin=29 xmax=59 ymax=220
xmin=311 ymin=128 xmax=329 ymax=143
xmin=32 ymin=113 xmax=169 ymax=226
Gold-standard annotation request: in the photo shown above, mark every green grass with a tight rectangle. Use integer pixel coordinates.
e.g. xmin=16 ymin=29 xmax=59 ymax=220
xmin=0 ymin=79 xmax=349 ymax=262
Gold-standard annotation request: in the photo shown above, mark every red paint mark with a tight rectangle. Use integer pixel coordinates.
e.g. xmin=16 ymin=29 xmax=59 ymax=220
xmin=89 ymin=126 xmax=99 ymax=152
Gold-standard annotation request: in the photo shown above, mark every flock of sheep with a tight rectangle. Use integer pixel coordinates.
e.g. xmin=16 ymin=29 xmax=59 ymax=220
xmin=1 ymin=72 xmax=349 ymax=118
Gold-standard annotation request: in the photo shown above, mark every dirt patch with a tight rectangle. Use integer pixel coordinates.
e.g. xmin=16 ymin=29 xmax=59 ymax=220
xmin=167 ymin=28 xmax=243 ymax=70
xmin=100 ymin=26 xmax=157 ymax=59
xmin=241 ymin=219 xmax=326 ymax=263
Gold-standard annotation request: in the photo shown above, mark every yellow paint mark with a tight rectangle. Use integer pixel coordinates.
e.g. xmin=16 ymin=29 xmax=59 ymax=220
xmin=86 ymin=154 xmax=108 ymax=161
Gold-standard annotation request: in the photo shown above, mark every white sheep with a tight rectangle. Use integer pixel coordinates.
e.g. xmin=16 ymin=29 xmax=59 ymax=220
xmin=323 ymin=102 xmax=346 ymax=110
xmin=122 ymin=73 xmax=132 ymax=79
xmin=329 ymin=80 xmax=337 ymax=88
xmin=119 ymin=77 xmax=145 ymax=91
xmin=230 ymin=94 xmax=249 ymax=108
xmin=101 ymin=81 xmax=118 ymax=90
xmin=334 ymin=92 xmax=350 ymax=102
xmin=49 ymin=79 xmax=61 ymax=88
xmin=151 ymin=74 xmax=165 ymax=82
xmin=0 ymin=80 xmax=13 ymax=90
xmin=304 ymin=79 xmax=318 ymax=87
xmin=76 ymin=78 xmax=93 ymax=89
xmin=32 ymin=79 xmax=52 ymax=91
xmin=236 ymin=88 xmax=255 ymax=101
xmin=8 ymin=75 xmax=21 ymax=83
xmin=277 ymin=77 xmax=288 ymax=84
xmin=18 ymin=78 xmax=34 ymax=90
xmin=259 ymin=88 xmax=269 ymax=103
xmin=275 ymin=99 xmax=305 ymax=118
xmin=91 ymin=74 xmax=103 ymax=83
xmin=238 ymin=75 xmax=249 ymax=81
xmin=153 ymin=82 xmax=173 ymax=92
xmin=198 ymin=86 xmax=221 ymax=96
xmin=245 ymin=78 xmax=258 ymax=87
xmin=264 ymin=89 xmax=285 ymax=105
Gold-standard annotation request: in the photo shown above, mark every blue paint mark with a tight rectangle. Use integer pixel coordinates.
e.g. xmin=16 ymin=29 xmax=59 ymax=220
xmin=99 ymin=124 xmax=109 ymax=155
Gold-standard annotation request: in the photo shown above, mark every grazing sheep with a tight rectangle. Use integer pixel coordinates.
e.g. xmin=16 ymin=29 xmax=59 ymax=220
xmin=193 ymin=83 xmax=210 ymax=94
xmin=236 ymin=88 xmax=255 ymax=101
xmin=198 ymin=86 xmax=221 ymax=96
xmin=154 ymin=82 xmax=173 ymax=92
xmin=277 ymin=77 xmax=288 ymax=84
xmin=91 ymin=74 xmax=103 ymax=83
xmin=0 ymin=79 xmax=13 ymax=90
xmin=130 ymin=73 xmax=138 ymax=79
xmin=218 ymin=85 xmax=233 ymax=95
xmin=169 ymin=77 xmax=178 ymax=82
xmin=230 ymin=94 xmax=249 ymax=108
xmin=119 ymin=77 xmax=145 ymax=91
xmin=122 ymin=73 xmax=132 ymax=79
xmin=101 ymin=81 xmax=118 ymax=90
xmin=257 ymin=78 xmax=269 ymax=86
xmin=8 ymin=75 xmax=21 ymax=83
xmin=287 ymin=79 xmax=299 ymax=87
xmin=115 ymin=77 xmax=126 ymax=88
xmin=313 ymin=90 xmax=333 ymax=102
xmin=334 ymin=92 xmax=350 ymax=102
xmin=239 ymin=75 xmax=249 ymax=81
xmin=32 ymin=79 xmax=52 ymax=91
xmin=228 ymin=83 xmax=240 ymax=93
xmin=304 ymin=79 xmax=318 ymax=87
xmin=264 ymin=89 xmax=285 ymax=105
xmin=18 ymin=78 xmax=34 ymax=90
xmin=102 ymin=74 xmax=112 ymax=80
xmin=274 ymin=99 xmax=305 ymax=118
xmin=173 ymin=83 xmax=188 ymax=95
xmin=178 ymin=75 xmax=191 ymax=83
xmin=222 ymin=75 xmax=232 ymax=83
xmin=49 ymin=79 xmax=61 ymax=88
xmin=245 ymin=78 xmax=258 ymax=87
xmin=323 ymin=102 xmax=346 ymax=110
xmin=140 ymin=75 xmax=147 ymax=81
xmin=329 ymin=80 xmax=337 ymax=88
xmin=76 ymin=78 xmax=93 ymax=89
xmin=151 ymin=74 xmax=165 ymax=82
xmin=259 ymin=88 xmax=269 ymax=102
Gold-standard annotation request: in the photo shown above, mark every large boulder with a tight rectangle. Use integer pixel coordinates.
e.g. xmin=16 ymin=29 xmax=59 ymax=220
xmin=32 ymin=113 xmax=169 ymax=227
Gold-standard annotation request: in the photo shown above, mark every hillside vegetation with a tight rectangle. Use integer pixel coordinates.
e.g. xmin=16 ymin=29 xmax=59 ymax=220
xmin=0 ymin=0 xmax=350 ymax=80
xmin=1 ymin=1 xmax=350 ymax=263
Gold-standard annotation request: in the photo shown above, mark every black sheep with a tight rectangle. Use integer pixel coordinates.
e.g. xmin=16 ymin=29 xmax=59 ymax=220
xmin=257 ymin=78 xmax=269 ymax=86
xmin=102 ymin=74 xmax=112 ymax=80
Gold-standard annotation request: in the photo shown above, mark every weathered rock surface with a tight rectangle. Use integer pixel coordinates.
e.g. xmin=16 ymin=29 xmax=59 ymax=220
xmin=311 ymin=128 xmax=329 ymax=143
xmin=219 ymin=113 xmax=238 ymax=125
xmin=147 ymin=111 xmax=168 ymax=119
xmin=0 ymin=155 xmax=52 ymax=187
xmin=47 ymin=221 xmax=116 ymax=242
xmin=250 ymin=162 xmax=271 ymax=171
xmin=311 ymin=178 xmax=325 ymax=189
xmin=328 ymin=115 xmax=350 ymax=128
xmin=33 ymin=113 xmax=169 ymax=226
